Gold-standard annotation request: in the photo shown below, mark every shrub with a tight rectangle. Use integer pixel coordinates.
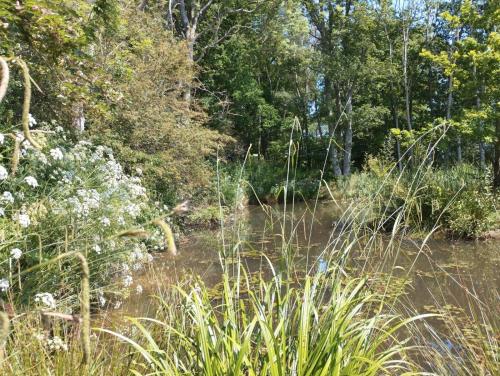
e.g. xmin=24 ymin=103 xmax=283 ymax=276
xmin=246 ymin=158 xmax=320 ymax=204
xmin=332 ymin=158 xmax=498 ymax=238
xmin=0 ymin=126 xmax=164 ymax=309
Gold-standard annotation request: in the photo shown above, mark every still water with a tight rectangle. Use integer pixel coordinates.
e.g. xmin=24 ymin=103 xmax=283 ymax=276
xmin=123 ymin=202 xmax=499 ymax=323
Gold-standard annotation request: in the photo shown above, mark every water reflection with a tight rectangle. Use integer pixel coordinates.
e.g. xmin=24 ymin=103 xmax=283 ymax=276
xmin=124 ymin=202 xmax=499 ymax=323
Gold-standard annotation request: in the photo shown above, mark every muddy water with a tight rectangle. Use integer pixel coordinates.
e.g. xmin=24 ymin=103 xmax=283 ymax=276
xmin=124 ymin=202 xmax=499 ymax=322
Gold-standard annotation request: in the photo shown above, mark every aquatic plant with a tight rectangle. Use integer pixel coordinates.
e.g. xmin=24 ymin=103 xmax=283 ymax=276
xmin=101 ymin=265 xmax=427 ymax=375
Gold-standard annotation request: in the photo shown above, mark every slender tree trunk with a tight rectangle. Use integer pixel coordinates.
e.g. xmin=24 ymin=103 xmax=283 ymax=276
xmin=403 ymin=28 xmax=412 ymax=133
xmin=475 ymin=70 xmax=485 ymax=169
xmin=326 ymin=80 xmax=342 ymax=176
xmin=446 ymin=75 xmax=461 ymax=163
xmin=184 ymin=28 xmax=196 ymax=103
xmin=447 ymin=28 xmax=461 ymax=163
xmin=392 ymin=106 xmax=403 ymax=171
xmin=330 ymin=131 xmax=341 ymax=176
xmin=494 ymin=116 xmax=500 ymax=189
xmin=479 ymin=137 xmax=486 ymax=169
xmin=343 ymin=86 xmax=353 ymax=175
xmin=316 ymin=96 xmax=323 ymax=138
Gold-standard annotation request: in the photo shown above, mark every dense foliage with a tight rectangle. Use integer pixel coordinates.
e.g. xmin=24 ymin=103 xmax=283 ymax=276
xmin=0 ymin=126 xmax=166 ymax=309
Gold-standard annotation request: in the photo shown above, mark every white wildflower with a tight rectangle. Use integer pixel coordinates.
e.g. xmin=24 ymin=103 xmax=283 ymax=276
xmin=100 ymin=217 xmax=111 ymax=226
xmin=28 ymin=113 xmax=37 ymax=128
xmin=2 ymin=191 xmax=14 ymax=204
xmin=10 ymin=248 xmax=22 ymax=260
xmin=50 ymin=148 xmax=64 ymax=160
xmin=121 ymin=263 xmax=130 ymax=273
xmin=132 ymin=263 xmax=142 ymax=271
xmin=136 ymin=285 xmax=143 ymax=295
xmin=24 ymin=176 xmax=38 ymax=187
xmin=125 ymin=203 xmax=141 ymax=218
xmin=22 ymin=140 xmax=33 ymax=151
xmin=117 ymin=216 xmax=125 ymax=225
xmin=0 ymin=207 xmax=4 ymax=217
xmin=93 ymin=244 xmax=101 ymax=254
xmin=0 ymin=166 xmax=8 ymax=180
xmin=114 ymin=301 xmax=122 ymax=309
xmin=130 ymin=246 xmax=144 ymax=262
xmin=34 ymin=292 xmax=57 ymax=309
xmin=0 ymin=133 xmax=4 ymax=144
xmin=98 ymin=293 xmax=106 ymax=307
xmin=123 ymin=275 xmax=133 ymax=287
xmin=17 ymin=213 xmax=30 ymax=228
xmin=130 ymin=184 xmax=146 ymax=197
xmin=55 ymin=126 xmax=64 ymax=133
xmin=37 ymin=152 xmax=48 ymax=165
xmin=0 ymin=278 xmax=9 ymax=292
xmin=146 ymin=253 xmax=154 ymax=263
xmin=46 ymin=336 xmax=68 ymax=352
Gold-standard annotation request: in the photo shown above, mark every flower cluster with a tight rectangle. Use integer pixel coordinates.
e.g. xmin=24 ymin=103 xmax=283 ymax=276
xmin=35 ymin=333 xmax=68 ymax=352
xmin=34 ymin=292 xmax=57 ymax=309
xmin=0 ymin=128 xmax=162 ymax=308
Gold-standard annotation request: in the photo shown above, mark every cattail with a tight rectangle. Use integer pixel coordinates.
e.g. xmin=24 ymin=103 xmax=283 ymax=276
xmin=0 ymin=57 xmax=9 ymax=103
xmin=153 ymin=219 xmax=177 ymax=256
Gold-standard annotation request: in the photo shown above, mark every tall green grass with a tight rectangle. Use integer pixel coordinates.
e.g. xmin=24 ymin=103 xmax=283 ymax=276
xmin=101 ymin=266 xmax=427 ymax=375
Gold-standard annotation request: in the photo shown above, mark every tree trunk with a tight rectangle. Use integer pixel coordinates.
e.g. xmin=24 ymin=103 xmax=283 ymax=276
xmin=475 ymin=73 xmax=485 ymax=170
xmin=403 ymin=27 xmax=412 ymax=132
xmin=184 ymin=28 xmax=196 ymax=103
xmin=392 ymin=106 xmax=403 ymax=171
xmin=330 ymin=131 xmax=342 ymax=177
xmin=343 ymin=86 xmax=353 ymax=175
xmin=494 ymin=116 xmax=500 ymax=189
xmin=326 ymin=80 xmax=342 ymax=176
xmin=446 ymin=74 xmax=461 ymax=162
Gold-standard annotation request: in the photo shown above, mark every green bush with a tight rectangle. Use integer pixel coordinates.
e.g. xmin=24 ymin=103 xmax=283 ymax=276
xmin=333 ymin=159 xmax=498 ymax=238
xmin=246 ymin=158 xmax=320 ymax=204
xmin=0 ymin=126 xmax=164 ymax=309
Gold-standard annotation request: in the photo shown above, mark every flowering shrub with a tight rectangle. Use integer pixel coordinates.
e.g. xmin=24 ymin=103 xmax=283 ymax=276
xmin=0 ymin=126 xmax=165 ymax=310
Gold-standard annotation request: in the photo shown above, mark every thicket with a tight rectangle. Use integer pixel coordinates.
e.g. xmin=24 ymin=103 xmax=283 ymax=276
xmin=333 ymin=153 xmax=499 ymax=238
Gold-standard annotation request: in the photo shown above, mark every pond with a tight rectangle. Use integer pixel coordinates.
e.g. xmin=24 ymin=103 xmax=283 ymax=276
xmin=122 ymin=201 xmax=500 ymax=325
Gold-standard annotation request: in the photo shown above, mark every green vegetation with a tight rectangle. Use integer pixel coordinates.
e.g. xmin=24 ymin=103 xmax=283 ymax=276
xmin=334 ymin=157 xmax=499 ymax=237
xmin=103 ymin=272 xmax=425 ymax=375
xmin=0 ymin=0 xmax=498 ymax=375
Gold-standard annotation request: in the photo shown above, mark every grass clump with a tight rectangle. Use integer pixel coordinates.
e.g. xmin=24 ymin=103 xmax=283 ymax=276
xmin=102 ymin=263 xmax=425 ymax=375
